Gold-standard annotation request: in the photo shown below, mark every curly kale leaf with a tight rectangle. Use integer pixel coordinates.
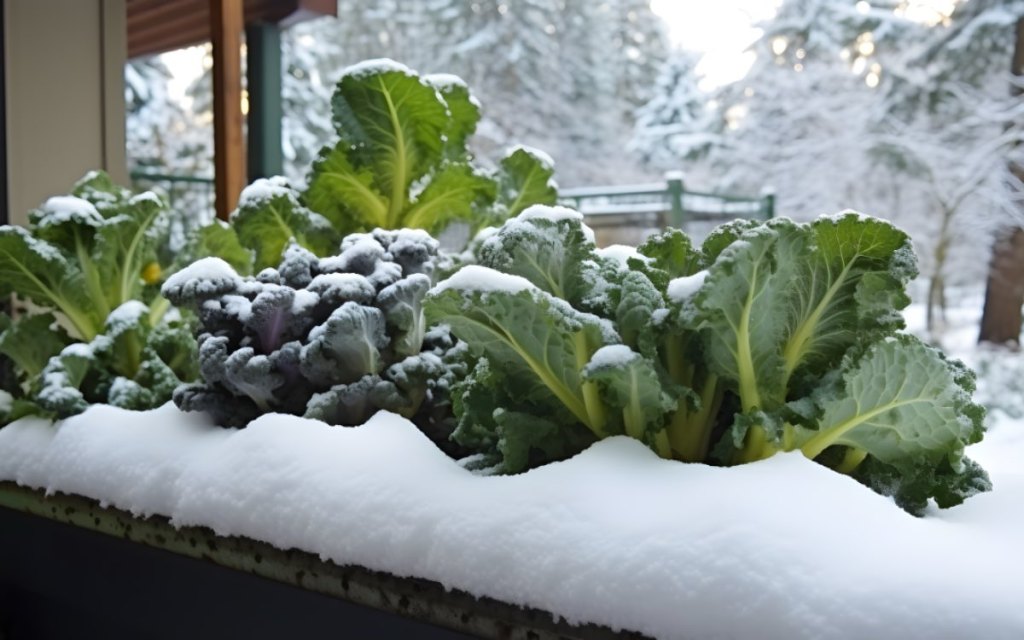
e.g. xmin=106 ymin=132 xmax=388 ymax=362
xmin=168 ymin=227 xmax=452 ymax=432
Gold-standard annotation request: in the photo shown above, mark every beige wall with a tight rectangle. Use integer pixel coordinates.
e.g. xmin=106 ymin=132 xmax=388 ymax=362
xmin=4 ymin=0 xmax=126 ymax=226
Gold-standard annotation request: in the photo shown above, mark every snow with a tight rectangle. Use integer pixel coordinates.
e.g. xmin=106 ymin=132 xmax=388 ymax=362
xmin=307 ymin=273 xmax=375 ymax=304
xmin=587 ymin=344 xmax=638 ymax=368
xmin=341 ymin=58 xmax=415 ymax=80
xmin=129 ymin=191 xmax=164 ymax=207
xmin=236 ymin=176 xmax=293 ymax=209
xmin=429 ymin=265 xmax=537 ymax=296
xmin=506 ymin=205 xmax=598 ymax=245
xmin=517 ymin=204 xmax=585 ymax=224
xmin=596 ymin=244 xmax=650 ymax=268
xmin=0 ymin=390 xmax=11 ymax=415
xmin=1 ymin=402 xmax=1022 ymax=638
xmin=104 ymin=300 xmax=149 ymax=334
xmin=505 ymin=144 xmax=556 ymax=171
xmin=161 ymin=257 xmax=241 ymax=298
xmin=667 ymin=270 xmax=709 ymax=302
xmin=36 ymin=196 xmax=101 ymax=225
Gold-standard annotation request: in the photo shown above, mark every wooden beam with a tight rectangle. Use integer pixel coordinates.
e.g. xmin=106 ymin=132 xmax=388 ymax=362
xmin=126 ymin=0 xmax=337 ymax=59
xmin=211 ymin=0 xmax=245 ymax=221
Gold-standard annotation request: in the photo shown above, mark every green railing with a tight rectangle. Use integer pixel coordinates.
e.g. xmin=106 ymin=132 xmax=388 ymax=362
xmin=129 ymin=170 xmax=216 ymax=225
xmin=127 ymin=170 xmax=774 ymax=247
xmin=559 ymin=172 xmax=774 ymax=237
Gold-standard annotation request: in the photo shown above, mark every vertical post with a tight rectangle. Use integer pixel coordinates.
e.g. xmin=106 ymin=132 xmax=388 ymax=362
xmin=211 ymin=0 xmax=245 ymax=221
xmin=0 ymin=0 xmax=7 ymax=227
xmin=245 ymin=22 xmax=283 ymax=182
xmin=665 ymin=171 xmax=685 ymax=228
xmin=762 ymin=189 xmax=776 ymax=220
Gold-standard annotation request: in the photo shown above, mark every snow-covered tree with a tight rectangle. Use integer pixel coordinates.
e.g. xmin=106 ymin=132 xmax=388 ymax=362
xmin=126 ymin=2 xmax=670 ymax=189
xmin=634 ymin=0 xmax=1023 ymax=337
xmin=631 ymin=49 xmax=718 ymax=169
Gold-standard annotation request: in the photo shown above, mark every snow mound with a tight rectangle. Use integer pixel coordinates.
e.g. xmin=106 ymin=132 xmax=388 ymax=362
xmin=1 ymin=405 xmax=1022 ymax=639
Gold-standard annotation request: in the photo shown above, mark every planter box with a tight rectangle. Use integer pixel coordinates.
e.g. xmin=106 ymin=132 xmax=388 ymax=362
xmin=0 ymin=482 xmax=643 ymax=640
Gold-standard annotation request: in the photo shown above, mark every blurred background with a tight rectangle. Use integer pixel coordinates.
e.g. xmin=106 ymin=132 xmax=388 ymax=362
xmin=124 ymin=0 xmax=1024 ymax=362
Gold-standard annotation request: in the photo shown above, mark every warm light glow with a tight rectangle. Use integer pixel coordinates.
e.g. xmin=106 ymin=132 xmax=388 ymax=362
xmin=865 ymin=72 xmax=880 ymax=88
xmin=725 ymin=104 xmax=748 ymax=129
xmin=852 ymin=56 xmax=868 ymax=75
xmin=795 ymin=48 xmax=806 ymax=60
xmin=772 ymin=37 xmax=788 ymax=56
xmin=840 ymin=48 xmax=851 ymax=61
xmin=857 ymin=40 xmax=875 ymax=56
xmin=794 ymin=63 xmax=804 ymax=72
xmin=856 ymin=1 xmax=871 ymax=14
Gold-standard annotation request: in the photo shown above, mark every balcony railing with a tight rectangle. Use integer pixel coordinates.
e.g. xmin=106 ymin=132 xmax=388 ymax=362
xmin=129 ymin=170 xmax=774 ymax=247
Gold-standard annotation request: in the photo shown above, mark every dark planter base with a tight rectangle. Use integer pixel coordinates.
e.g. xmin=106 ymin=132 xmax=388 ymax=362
xmin=0 ymin=483 xmax=648 ymax=640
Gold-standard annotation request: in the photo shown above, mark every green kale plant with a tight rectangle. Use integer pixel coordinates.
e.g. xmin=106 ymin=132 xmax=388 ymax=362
xmin=232 ymin=60 xmax=557 ymax=271
xmin=0 ymin=172 xmax=198 ymax=421
xmin=425 ymin=206 xmax=990 ymax=514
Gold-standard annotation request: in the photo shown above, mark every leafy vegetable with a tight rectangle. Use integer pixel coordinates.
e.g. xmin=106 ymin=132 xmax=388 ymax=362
xmin=299 ymin=60 xmax=556 ymax=245
xmin=0 ymin=172 xmax=200 ymax=424
xmin=426 ymin=206 xmax=990 ymax=514
xmin=163 ymin=229 xmax=462 ymax=431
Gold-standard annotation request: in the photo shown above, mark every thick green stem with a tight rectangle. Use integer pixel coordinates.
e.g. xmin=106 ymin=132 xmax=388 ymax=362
xmin=737 ymin=270 xmax=761 ymax=412
xmin=836 ymin=447 xmax=868 ymax=474
xmin=76 ymin=237 xmax=110 ymax=321
xmin=669 ymin=373 xmax=722 ymax=462
xmin=148 ymin=297 xmax=170 ymax=328
xmin=574 ymin=332 xmax=607 ymax=437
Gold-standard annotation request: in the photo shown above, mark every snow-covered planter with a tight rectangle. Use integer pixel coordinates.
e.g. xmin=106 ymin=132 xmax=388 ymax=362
xmin=0 ymin=403 xmax=1022 ymax=638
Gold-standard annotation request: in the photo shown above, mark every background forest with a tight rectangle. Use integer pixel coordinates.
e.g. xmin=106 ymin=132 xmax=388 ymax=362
xmin=125 ymin=0 xmax=1024 ymax=344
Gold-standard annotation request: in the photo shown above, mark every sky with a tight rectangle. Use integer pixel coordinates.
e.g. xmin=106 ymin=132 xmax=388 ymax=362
xmin=650 ymin=0 xmax=782 ymax=89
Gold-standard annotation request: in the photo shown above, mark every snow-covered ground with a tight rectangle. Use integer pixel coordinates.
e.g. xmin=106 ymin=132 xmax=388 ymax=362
xmin=0 ymin=297 xmax=1021 ymax=639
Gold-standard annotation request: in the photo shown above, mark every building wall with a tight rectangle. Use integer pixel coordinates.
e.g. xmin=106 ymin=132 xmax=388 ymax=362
xmin=4 ymin=0 xmax=126 ymax=226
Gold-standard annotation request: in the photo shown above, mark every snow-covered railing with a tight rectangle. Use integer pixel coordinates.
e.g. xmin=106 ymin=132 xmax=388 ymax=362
xmin=129 ymin=170 xmax=217 ymax=230
xmin=559 ymin=173 xmax=774 ymax=228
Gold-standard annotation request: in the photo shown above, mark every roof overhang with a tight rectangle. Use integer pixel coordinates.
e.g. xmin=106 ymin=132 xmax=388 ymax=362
xmin=126 ymin=0 xmax=336 ymax=59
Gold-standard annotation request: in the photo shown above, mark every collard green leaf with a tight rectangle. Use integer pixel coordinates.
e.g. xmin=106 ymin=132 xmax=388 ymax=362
xmin=450 ymin=357 xmax=593 ymax=473
xmin=695 ymin=220 xmax=806 ymax=411
xmin=426 ymin=267 xmax=616 ymax=437
xmin=403 ymin=163 xmax=497 ymax=233
xmin=780 ymin=213 xmax=917 ymax=390
xmin=798 ymin=334 xmax=985 ymax=463
xmin=233 ymin=178 xmax=339 ymax=271
xmin=305 ymin=145 xmax=389 ymax=231
xmin=0 ymin=313 xmax=71 ymax=379
xmin=476 ymin=206 xmax=605 ymax=312
xmin=330 ymin=63 xmax=448 ymax=224
xmin=93 ymin=192 xmax=168 ymax=309
xmin=187 ymin=221 xmax=254 ymax=275
xmin=305 ymin=61 xmax=558 ymax=241
xmin=582 ymin=345 xmax=677 ymax=449
xmin=612 ymin=270 xmax=665 ymax=359
xmin=495 ymin=146 xmax=558 ymax=220
xmin=0 ymin=226 xmax=99 ymax=340
xmin=636 ymin=227 xmax=702 ymax=286
xmin=424 ymin=74 xmax=480 ymax=159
